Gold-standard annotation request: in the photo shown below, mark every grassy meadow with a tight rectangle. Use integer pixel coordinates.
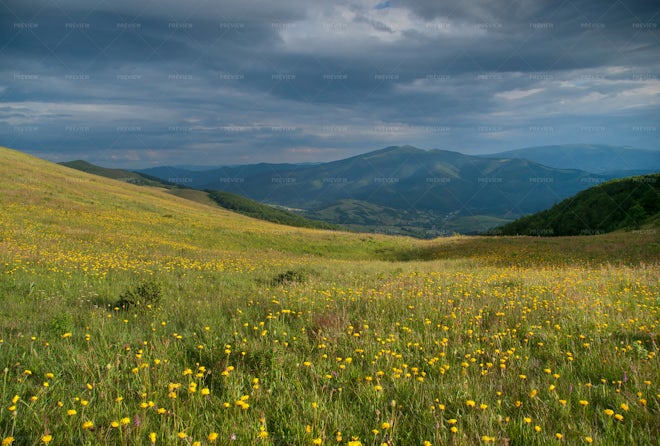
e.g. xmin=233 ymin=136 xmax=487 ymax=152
xmin=1 ymin=146 xmax=659 ymax=445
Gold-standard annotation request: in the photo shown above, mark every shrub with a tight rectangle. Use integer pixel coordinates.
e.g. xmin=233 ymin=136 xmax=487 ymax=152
xmin=272 ymin=269 xmax=308 ymax=285
xmin=115 ymin=280 xmax=162 ymax=310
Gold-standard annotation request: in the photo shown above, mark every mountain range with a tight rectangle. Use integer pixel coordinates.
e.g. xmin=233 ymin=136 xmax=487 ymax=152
xmin=137 ymin=144 xmax=659 ymax=236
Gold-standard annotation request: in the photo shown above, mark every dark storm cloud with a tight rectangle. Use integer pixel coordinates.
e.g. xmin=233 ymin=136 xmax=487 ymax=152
xmin=1 ymin=0 xmax=658 ymax=167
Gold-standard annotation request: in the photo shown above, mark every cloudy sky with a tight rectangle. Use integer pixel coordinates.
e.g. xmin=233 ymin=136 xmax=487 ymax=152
xmin=2 ymin=0 xmax=659 ymax=167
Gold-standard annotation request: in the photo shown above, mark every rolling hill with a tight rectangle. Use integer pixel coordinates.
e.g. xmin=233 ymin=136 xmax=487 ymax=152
xmin=206 ymin=190 xmax=339 ymax=230
xmin=496 ymin=173 xmax=660 ymax=236
xmin=5 ymin=144 xmax=657 ymax=264
xmin=59 ymin=159 xmax=337 ymax=231
xmin=0 ymin=145 xmax=413 ymax=263
xmin=59 ymin=160 xmax=172 ymax=187
xmin=140 ymin=145 xmax=609 ymax=235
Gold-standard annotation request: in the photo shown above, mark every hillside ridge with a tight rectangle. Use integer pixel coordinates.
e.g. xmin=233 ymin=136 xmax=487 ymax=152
xmin=496 ymin=173 xmax=660 ymax=236
xmin=0 ymin=145 xmax=415 ymax=263
xmin=59 ymin=157 xmax=339 ymax=231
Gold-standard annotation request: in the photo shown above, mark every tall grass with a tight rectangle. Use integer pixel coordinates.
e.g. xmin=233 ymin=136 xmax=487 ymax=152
xmin=1 ymin=258 xmax=658 ymax=445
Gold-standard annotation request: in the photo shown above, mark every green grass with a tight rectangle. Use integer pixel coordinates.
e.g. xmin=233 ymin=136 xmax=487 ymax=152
xmin=1 ymin=146 xmax=659 ymax=445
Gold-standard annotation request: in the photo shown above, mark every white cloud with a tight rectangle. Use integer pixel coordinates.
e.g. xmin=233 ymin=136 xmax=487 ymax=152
xmin=0 ymin=101 xmax=175 ymax=126
xmin=495 ymin=88 xmax=543 ymax=100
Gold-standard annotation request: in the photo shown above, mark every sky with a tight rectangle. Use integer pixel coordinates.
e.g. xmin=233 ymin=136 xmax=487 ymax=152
xmin=1 ymin=0 xmax=659 ymax=168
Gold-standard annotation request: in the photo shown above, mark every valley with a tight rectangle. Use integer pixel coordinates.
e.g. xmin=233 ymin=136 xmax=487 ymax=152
xmin=1 ymin=146 xmax=658 ymax=445
xmin=138 ymin=144 xmax=658 ymax=236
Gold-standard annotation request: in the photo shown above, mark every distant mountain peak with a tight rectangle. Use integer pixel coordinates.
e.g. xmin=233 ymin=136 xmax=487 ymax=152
xmin=484 ymin=144 xmax=659 ymax=174
xmin=371 ymin=145 xmax=425 ymax=154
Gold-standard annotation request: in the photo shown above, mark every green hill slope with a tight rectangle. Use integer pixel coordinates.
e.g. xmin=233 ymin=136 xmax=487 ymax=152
xmin=59 ymin=160 xmax=170 ymax=186
xmin=207 ymin=190 xmax=340 ymax=230
xmin=496 ymin=174 xmax=660 ymax=236
xmin=60 ymin=159 xmax=342 ymax=231
xmin=1 ymin=146 xmax=414 ymax=264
